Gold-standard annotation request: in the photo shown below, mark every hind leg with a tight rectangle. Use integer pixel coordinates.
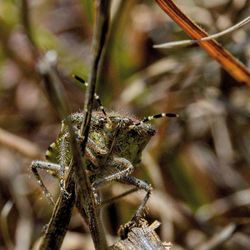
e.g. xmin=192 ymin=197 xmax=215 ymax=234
xmin=91 ymin=157 xmax=134 ymax=190
xmin=31 ymin=135 xmax=71 ymax=205
xmin=31 ymin=161 xmax=62 ymax=205
xmin=118 ymin=176 xmax=152 ymax=221
xmin=97 ymin=175 xmax=152 ymax=239
xmin=98 ymin=175 xmax=152 ymax=220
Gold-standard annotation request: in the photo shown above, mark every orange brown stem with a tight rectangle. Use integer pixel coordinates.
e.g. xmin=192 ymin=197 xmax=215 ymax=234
xmin=155 ymin=0 xmax=250 ymax=86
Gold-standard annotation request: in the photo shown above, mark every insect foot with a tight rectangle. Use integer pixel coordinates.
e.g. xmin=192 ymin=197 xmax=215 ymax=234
xmin=117 ymin=176 xmax=153 ymax=239
xmin=118 ymin=218 xmax=149 ymax=240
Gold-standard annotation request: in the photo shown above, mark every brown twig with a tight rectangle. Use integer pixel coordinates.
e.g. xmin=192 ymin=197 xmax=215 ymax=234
xmin=75 ymin=1 xmax=111 ymax=249
xmin=39 ymin=171 xmax=76 ymax=249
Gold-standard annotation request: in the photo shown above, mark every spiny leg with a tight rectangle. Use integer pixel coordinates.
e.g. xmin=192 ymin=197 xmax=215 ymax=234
xmin=91 ymin=121 xmax=149 ymax=209
xmin=45 ymin=134 xmax=71 ymax=197
xmin=57 ymin=135 xmax=72 ymax=197
xmin=97 ymin=121 xmax=138 ymax=206
xmin=93 ymin=175 xmax=153 ymax=239
xmin=118 ymin=176 xmax=152 ymax=221
xmin=47 ymin=131 xmax=107 ymax=197
xmin=100 ymin=187 xmax=138 ymax=207
xmin=31 ymin=161 xmax=61 ymax=205
xmin=91 ymin=157 xmax=134 ymax=191
xmin=116 ymin=176 xmax=152 ymax=239
xmin=31 ymin=135 xmax=70 ymax=204
xmin=89 ymin=157 xmax=134 ymax=206
xmin=98 ymin=176 xmax=152 ymax=219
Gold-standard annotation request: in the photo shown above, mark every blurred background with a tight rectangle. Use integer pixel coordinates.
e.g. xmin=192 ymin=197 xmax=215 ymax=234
xmin=0 ymin=0 xmax=250 ymax=249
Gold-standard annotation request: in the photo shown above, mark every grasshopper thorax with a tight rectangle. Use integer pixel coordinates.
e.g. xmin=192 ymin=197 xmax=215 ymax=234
xmin=69 ymin=111 xmax=155 ymax=165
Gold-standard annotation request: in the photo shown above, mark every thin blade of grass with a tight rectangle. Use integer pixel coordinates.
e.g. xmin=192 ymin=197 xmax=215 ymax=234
xmin=154 ymin=0 xmax=250 ymax=86
xmin=154 ymin=16 xmax=250 ymax=49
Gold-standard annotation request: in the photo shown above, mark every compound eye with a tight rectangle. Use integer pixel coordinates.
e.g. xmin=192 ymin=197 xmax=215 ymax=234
xmin=128 ymin=128 xmax=138 ymax=137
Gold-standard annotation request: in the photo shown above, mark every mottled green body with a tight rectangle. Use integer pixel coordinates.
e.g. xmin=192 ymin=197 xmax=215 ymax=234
xmin=45 ymin=111 xmax=155 ymax=173
xmin=31 ymin=110 xmax=176 ymax=224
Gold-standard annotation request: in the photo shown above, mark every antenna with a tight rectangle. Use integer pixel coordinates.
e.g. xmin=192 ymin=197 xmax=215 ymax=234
xmin=134 ymin=113 xmax=178 ymax=126
xmin=73 ymin=74 xmax=109 ymax=119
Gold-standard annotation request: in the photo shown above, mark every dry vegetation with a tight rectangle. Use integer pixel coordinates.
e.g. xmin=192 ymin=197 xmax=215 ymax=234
xmin=0 ymin=0 xmax=250 ymax=249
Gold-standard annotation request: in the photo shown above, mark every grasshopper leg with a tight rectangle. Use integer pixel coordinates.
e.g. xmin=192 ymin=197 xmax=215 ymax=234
xmin=31 ymin=160 xmax=61 ymax=205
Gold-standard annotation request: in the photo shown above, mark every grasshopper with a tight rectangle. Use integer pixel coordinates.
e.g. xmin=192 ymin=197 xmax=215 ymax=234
xmin=31 ymin=75 xmax=177 ymax=225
